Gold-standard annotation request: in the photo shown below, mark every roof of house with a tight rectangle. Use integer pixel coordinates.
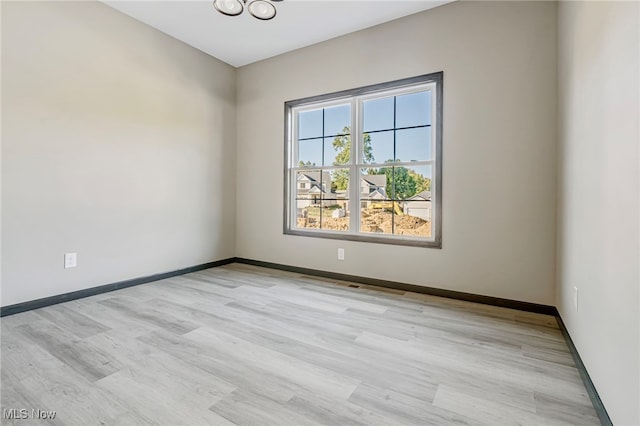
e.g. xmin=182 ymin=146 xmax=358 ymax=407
xmin=362 ymin=174 xmax=386 ymax=187
xmin=361 ymin=188 xmax=387 ymax=200
xmin=297 ymin=171 xmax=331 ymax=196
xmin=406 ymin=190 xmax=431 ymax=201
xmin=298 ymin=171 xmax=331 ymax=184
xmin=366 ymin=188 xmax=387 ymax=199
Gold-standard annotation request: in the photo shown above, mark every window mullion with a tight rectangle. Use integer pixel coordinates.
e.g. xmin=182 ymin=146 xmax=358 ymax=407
xmin=349 ymin=97 xmax=359 ymax=234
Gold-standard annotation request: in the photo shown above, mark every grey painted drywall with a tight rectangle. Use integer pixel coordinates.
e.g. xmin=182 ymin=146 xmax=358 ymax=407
xmin=557 ymin=1 xmax=640 ymax=424
xmin=1 ymin=1 xmax=237 ymax=306
xmin=236 ymin=1 xmax=558 ymax=305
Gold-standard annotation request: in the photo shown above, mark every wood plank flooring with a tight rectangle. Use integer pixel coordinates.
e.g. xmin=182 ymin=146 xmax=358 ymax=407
xmin=0 ymin=263 xmax=600 ymax=425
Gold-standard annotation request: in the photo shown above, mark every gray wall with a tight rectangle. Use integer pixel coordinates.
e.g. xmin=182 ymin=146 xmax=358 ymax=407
xmin=236 ymin=1 xmax=558 ymax=305
xmin=1 ymin=1 xmax=237 ymax=306
xmin=557 ymin=1 xmax=639 ymax=424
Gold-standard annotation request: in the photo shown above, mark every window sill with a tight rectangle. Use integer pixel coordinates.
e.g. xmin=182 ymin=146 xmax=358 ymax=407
xmin=283 ymin=228 xmax=442 ymax=248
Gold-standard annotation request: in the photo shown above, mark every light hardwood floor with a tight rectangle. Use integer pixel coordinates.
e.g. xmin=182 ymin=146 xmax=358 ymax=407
xmin=1 ymin=263 xmax=599 ymax=425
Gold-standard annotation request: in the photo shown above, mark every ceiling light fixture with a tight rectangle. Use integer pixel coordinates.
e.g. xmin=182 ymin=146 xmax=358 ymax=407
xmin=213 ymin=0 xmax=283 ymax=21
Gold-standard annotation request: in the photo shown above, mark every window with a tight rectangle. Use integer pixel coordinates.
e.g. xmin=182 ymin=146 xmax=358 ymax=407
xmin=284 ymin=72 xmax=442 ymax=247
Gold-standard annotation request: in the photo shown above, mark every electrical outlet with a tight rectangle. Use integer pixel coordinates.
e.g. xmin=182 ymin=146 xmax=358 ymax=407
xmin=337 ymin=248 xmax=345 ymax=261
xmin=573 ymin=286 xmax=578 ymax=312
xmin=64 ymin=253 xmax=77 ymax=269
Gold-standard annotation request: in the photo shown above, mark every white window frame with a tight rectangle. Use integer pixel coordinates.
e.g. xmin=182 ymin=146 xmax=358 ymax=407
xmin=283 ymin=72 xmax=443 ymax=248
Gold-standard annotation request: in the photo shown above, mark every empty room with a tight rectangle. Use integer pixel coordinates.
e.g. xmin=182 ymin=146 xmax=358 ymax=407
xmin=1 ymin=0 xmax=638 ymax=425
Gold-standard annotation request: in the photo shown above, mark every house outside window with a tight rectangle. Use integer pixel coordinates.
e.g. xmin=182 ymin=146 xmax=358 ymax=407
xmin=284 ymin=72 xmax=443 ymax=247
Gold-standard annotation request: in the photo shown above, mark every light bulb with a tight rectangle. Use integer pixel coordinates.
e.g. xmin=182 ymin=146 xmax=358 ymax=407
xmin=213 ymin=0 xmax=244 ymax=16
xmin=247 ymin=0 xmax=276 ymax=20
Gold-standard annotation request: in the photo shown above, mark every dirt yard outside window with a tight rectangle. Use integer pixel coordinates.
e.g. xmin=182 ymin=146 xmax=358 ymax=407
xmin=297 ymin=209 xmax=431 ymax=237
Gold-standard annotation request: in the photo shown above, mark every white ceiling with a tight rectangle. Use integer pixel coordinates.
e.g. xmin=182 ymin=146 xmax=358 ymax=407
xmin=103 ymin=0 xmax=453 ymax=67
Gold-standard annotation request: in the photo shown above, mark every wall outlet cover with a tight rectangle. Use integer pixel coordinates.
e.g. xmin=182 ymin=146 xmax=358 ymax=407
xmin=64 ymin=253 xmax=77 ymax=269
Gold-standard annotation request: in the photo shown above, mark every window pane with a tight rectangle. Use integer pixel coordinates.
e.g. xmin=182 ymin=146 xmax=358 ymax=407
xmin=360 ymin=167 xmax=390 ymax=201
xmin=296 ymin=206 xmax=319 ymax=230
xmin=321 ymin=169 xmax=349 ymax=232
xmin=328 ymin=168 xmax=350 ymax=194
xmin=396 ymin=127 xmax=431 ymax=162
xmin=295 ymin=170 xmax=328 ymax=202
xmin=295 ymin=169 xmax=329 ymax=230
xmin=364 ymin=131 xmax=393 ymax=165
xmin=298 ymin=109 xmax=323 ymax=139
xmin=319 ymin=200 xmax=349 ymax=231
xmin=324 ymin=104 xmax=350 ymax=137
xmin=359 ymin=165 xmax=432 ymax=237
xmin=360 ymin=205 xmax=394 ymax=235
xmin=391 ymin=165 xmax=432 ymax=200
xmin=363 ymin=97 xmax=394 ymax=132
xmin=395 ymin=201 xmax=432 ymax=238
xmin=394 ymin=164 xmax=432 ymax=237
xmin=298 ymin=138 xmax=322 ymax=167
xmin=360 ymin=196 xmax=394 ymax=235
xmin=359 ymin=167 xmax=392 ymax=234
xmin=324 ymin=135 xmax=350 ymax=166
xmin=396 ymin=91 xmax=431 ymax=128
